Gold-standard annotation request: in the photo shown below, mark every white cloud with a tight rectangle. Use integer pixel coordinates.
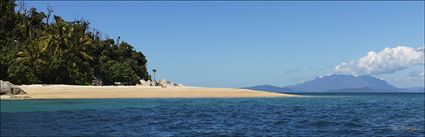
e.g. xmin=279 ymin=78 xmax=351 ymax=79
xmin=335 ymin=46 xmax=424 ymax=75
xmin=417 ymin=46 xmax=425 ymax=52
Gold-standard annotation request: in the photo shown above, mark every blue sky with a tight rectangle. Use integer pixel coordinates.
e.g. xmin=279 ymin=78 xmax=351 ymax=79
xmin=23 ymin=1 xmax=424 ymax=88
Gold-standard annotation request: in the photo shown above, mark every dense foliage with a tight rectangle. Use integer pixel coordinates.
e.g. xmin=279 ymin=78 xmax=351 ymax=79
xmin=0 ymin=0 xmax=150 ymax=85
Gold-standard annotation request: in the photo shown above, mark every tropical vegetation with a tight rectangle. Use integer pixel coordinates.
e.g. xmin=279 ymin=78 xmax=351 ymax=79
xmin=0 ymin=0 xmax=151 ymax=85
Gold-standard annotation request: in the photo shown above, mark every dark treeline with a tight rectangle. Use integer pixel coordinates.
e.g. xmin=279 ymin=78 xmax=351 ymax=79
xmin=0 ymin=0 xmax=151 ymax=85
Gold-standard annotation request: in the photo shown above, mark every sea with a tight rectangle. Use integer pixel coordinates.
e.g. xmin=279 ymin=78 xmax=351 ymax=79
xmin=1 ymin=93 xmax=424 ymax=136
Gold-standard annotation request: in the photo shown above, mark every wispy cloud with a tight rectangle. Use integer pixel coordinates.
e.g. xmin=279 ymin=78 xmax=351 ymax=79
xmin=387 ymin=73 xmax=425 ymax=88
xmin=335 ymin=46 xmax=424 ymax=75
xmin=285 ymin=65 xmax=332 ymax=74
xmin=283 ymin=68 xmax=301 ymax=74
xmin=408 ymin=69 xmax=424 ymax=78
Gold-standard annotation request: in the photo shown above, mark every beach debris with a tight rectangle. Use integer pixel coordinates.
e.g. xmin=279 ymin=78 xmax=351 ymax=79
xmin=0 ymin=80 xmax=26 ymax=95
xmin=138 ymin=79 xmax=183 ymax=88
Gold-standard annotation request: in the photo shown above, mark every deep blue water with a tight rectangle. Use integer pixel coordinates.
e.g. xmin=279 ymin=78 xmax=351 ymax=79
xmin=1 ymin=93 xmax=424 ymax=136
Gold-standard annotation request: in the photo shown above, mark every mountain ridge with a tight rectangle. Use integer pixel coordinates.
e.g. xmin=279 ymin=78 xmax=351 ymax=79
xmin=285 ymin=74 xmax=398 ymax=92
xmin=242 ymin=74 xmax=422 ymax=93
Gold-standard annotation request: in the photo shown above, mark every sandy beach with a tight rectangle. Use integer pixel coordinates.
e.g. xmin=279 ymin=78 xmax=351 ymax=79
xmin=0 ymin=85 xmax=296 ymax=100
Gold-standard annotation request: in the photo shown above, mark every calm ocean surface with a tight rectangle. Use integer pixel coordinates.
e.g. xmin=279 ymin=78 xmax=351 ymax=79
xmin=1 ymin=93 xmax=424 ymax=136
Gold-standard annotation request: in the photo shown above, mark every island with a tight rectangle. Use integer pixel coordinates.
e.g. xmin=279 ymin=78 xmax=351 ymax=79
xmin=0 ymin=1 xmax=296 ymax=100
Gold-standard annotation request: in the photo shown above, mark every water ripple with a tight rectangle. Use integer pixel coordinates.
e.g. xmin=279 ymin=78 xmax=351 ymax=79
xmin=1 ymin=93 xmax=424 ymax=136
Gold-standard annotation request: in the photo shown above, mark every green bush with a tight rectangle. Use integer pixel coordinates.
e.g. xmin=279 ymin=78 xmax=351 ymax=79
xmin=1 ymin=0 xmax=150 ymax=85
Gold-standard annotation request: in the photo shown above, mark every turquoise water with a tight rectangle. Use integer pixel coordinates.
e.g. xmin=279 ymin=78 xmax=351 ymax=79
xmin=1 ymin=93 xmax=424 ymax=136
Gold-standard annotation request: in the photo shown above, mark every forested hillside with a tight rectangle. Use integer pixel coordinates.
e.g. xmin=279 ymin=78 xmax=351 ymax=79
xmin=0 ymin=0 xmax=150 ymax=85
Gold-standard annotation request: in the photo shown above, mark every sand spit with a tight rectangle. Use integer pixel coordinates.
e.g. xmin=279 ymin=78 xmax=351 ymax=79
xmin=0 ymin=85 xmax=297 ymax=100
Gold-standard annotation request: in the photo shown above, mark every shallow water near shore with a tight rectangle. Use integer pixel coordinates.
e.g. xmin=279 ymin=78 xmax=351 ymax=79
xmin=1 ymin=93 xmax=424 ymax=136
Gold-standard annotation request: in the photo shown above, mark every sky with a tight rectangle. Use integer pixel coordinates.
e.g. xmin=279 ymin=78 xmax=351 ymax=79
xmin=23 ymin=1 xmax=424 ymax=88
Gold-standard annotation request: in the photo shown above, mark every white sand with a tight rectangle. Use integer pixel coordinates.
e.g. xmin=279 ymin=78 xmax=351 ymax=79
xmin=0 ymin=85 xmax=297 ymax=100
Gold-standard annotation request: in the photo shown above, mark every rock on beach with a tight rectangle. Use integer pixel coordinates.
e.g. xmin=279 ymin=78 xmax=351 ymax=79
xmin=0 ymin=80 xmax=26 ymax=95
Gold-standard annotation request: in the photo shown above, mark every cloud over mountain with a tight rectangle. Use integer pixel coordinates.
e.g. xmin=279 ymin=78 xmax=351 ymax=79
xmin=335 ymin=46 xmax=424 ymax=75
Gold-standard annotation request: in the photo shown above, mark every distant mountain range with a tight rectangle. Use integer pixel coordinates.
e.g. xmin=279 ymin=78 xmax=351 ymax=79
xmin=243 ymin=74 xmax=424 ymax=93
xmin=286 ymin=74 xmax=398 ymax=92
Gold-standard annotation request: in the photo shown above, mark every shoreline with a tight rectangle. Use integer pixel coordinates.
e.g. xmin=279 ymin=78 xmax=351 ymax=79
xmin=0 ymin=85 xmax=298 ymax=100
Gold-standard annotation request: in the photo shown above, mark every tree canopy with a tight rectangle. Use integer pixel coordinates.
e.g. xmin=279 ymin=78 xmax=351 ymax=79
xmin=0 ymin=0 xmax=151 ymax=85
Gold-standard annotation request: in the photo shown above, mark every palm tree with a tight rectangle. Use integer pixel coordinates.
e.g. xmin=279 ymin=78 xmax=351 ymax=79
xmin=16 ymin=38 xmax=48 ymax=75
xmin=152 ymin=69 xmax=157 ymax=81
